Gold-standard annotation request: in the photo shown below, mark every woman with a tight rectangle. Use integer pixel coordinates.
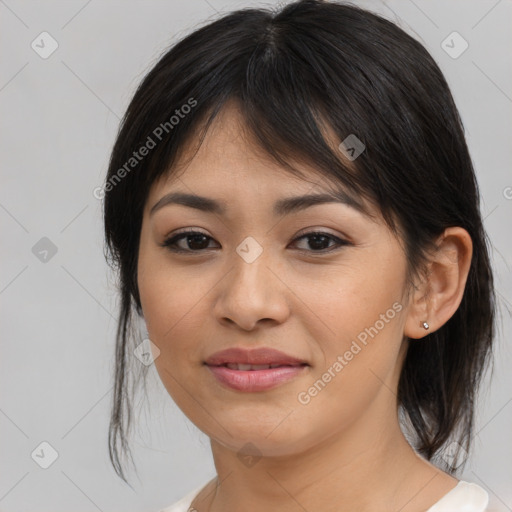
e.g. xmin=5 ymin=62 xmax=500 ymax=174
xmin=102 ymin=1 xmax=496 ymax=510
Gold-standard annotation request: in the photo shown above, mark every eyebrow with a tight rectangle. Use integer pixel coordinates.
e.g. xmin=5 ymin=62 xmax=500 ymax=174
xmin=149 ymin=190 xmax=366 ymax=217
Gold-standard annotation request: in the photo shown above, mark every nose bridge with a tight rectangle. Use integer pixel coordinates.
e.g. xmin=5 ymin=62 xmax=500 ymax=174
xmin=214 ymin=235 xmax=288 ymax=328
xmin=236 ymin=235 xmax=265 ymax=266
xmin=230 ymin=235 xmax=270 ymax=295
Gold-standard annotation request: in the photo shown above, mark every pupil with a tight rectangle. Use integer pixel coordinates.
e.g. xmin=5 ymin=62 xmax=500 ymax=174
xmin=189 ymin=234 xmax=208 ymax=250
xmin=309 ymin=234 xmax=328 ymax=250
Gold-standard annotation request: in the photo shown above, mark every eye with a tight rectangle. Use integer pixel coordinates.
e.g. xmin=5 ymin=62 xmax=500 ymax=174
xmin=161 ymin=230 xmax=218 ymax=253
xmin=290 ymin=231 xmax=350 ymax=253
xmin=160 ymin=229 xmax=350 ymax=254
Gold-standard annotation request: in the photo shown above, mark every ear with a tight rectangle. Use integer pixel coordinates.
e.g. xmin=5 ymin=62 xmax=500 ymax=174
xmin=404 ymin=227 xmax=473 ymax=340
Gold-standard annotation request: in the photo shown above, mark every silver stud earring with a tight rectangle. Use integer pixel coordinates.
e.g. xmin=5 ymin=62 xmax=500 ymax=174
xmin=422 ymin=321 xmax=429 ymax=330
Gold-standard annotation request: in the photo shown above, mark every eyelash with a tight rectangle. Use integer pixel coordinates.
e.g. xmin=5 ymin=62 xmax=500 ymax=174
xmin=160 ymin=229 xmax=350 ymax=255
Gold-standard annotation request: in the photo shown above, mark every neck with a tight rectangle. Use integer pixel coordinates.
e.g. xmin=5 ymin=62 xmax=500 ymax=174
xmin=200 ymin=399 xmax=454 ymax=512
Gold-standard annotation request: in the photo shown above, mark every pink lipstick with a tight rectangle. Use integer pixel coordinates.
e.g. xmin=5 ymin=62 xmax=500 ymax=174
xmin=204 ymin=347 xmax=309 ymax=392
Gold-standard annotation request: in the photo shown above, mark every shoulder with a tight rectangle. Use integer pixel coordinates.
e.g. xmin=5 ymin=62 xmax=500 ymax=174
xmin=158 ymin=479 xmax=213 ymax=512
xmin=426 ymin=480 xmax=489 ymax=512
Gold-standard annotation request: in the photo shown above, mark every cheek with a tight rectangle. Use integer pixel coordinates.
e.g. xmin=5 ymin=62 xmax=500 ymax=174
xmin=137 ymin=260 xmax=210 ymax=417
xmin=294 ymin=309 xmax=406 ymax=443
xmin=294 ymin=255 xmax=407 ymax=407
xmin=294 ymin=255 xmax=406 ymax=353
xmin=139 ymin=268 xmax=198 ymax=352
xmin=137 ymin=248 xmax=221 ymax=378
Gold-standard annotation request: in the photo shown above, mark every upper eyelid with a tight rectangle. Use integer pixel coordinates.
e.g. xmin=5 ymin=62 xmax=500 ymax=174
xmin=167 ymin=226 xmax=346 ymax=238
xmin=165 ymin=228 xmax=345 ymax=241
xmin=293 ymin=227 xmax=343 ymax=239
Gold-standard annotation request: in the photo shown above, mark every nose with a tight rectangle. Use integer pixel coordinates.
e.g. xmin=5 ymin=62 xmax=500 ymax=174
xmin=213 ymin=243 xmax=290 ymax=331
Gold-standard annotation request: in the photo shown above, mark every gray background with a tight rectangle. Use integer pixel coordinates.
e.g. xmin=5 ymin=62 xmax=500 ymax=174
xmin=1 ymin=0 xmax=511 ymax=511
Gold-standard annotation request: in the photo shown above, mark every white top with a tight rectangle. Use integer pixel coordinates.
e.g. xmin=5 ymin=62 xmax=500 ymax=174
xmin=159 ymin=479 xmax=489 ymax=512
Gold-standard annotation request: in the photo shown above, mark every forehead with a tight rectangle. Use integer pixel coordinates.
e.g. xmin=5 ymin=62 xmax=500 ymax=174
xmin=164 ymin=103 xmax=311 ymax=188
xmin=144 ymin=100 xmax=381 ymax=227
xmin=151 ymin=100 xmax=357 ymax=199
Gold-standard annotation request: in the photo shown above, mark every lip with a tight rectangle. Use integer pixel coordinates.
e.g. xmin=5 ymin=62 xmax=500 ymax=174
xmin=204 ymin=347 xmax=308 ymax=366
xmin=204 ymin=347 xmax=309 ymax=392
xmin=207 ymin=365 xmax=308 ymax=392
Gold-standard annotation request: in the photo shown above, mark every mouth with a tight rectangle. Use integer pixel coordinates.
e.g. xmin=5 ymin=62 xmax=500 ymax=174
xmin=211 ymin=362 xmax=308 ymax=371
xmin=204 ymin=347 xmax=310 ymax=392
xmin=205 ymin=361 xmax=309 ymax=392
xmin=204 ymin=346 xmax=309 ymax=367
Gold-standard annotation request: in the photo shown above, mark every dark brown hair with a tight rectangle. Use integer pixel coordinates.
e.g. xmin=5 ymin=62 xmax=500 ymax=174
xmin=102 ymin=0 xmax=496 ymax=484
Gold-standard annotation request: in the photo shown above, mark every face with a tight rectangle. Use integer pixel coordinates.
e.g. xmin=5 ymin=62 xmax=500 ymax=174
xmin=137 ymin=102 xmax=412 ymax=458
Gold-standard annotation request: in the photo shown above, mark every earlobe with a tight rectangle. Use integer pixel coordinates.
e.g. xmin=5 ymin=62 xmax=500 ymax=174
xmin=403 ymin=273 xmax=432 ymax=340
xmin=404 ymin=227 xmax=473 ymax=340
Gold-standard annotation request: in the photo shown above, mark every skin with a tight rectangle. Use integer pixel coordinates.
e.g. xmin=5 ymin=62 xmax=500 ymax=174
xmin=137 ymin=101 xmax=473 ymax=512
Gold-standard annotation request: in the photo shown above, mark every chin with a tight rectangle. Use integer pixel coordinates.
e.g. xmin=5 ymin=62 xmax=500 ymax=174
xmin=212 ymin=432 xmax=309 ymax=459
xmin=206 ymin=414 xmax=312 ymax=454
